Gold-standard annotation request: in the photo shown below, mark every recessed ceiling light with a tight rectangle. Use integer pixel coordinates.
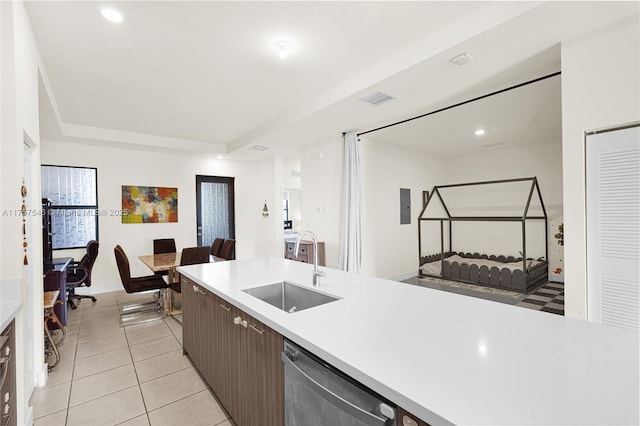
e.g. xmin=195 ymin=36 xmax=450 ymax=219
xmin=275 ymin=40 xmax=290 ymax=59
xmin=101 ymin=8 xmax=123 ymax=23
xmin=475 ymin=129 xmax=486 ymax=136
xmin=216 ymin=155 xmax=224 ymax=160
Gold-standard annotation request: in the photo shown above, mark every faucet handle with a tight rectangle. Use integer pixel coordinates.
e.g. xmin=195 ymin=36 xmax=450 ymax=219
xmin=315 ymin=269 xmax=326 ymax=277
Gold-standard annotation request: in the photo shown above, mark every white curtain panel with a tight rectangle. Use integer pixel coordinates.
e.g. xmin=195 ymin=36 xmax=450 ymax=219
xmin=339 ymin=132 xmax=362 ymax=273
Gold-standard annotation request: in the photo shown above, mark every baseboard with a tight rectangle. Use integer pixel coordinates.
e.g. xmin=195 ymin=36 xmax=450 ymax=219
xmin=36 ymin=365 xmax=48 ymax=387
xmin=75 ymin=283 xmax=126 ymax=295
xmin=24 ymin=406 xmax=33 ymax=426
xmin=549 ymin=273 xmax=565 ymax=283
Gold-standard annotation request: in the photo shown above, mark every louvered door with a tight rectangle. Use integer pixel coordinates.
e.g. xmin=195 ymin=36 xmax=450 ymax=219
xmin=586 ymin=125 xmax=640 ymax=331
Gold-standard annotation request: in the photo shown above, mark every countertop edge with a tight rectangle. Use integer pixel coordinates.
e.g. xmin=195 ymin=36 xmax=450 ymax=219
xmin=1 ymin=302 xmax=22 ymax=331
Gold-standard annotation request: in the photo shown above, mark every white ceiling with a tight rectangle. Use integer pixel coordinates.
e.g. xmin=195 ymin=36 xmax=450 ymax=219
xmin=26 ymin=1 xmax=639 ymax=160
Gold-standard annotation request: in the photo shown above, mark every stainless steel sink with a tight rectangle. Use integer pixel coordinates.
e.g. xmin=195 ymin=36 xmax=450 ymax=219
xmin=242 ymin=281 xmax=340 ymax=313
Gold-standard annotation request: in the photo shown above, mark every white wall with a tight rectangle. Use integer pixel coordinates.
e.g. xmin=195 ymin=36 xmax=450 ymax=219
xmin=281 ymin=157 xmax=302 ymax=232
xmin=300 ymin=138 xmax=343 ymax=268
xmin=443 ymin=140 xmax=564 ymax=276
xmin=561 ymin=14 xmax=640 ymax=320
xmin=0 ymin=1 xmax=48 ymax=424
xmin=282 ymin=157 xmax=301 ymax=190
xmin=41 ymin=139 xmax=276 ymax=293
xmin=360 ymin=138 xmax=446 ymax=279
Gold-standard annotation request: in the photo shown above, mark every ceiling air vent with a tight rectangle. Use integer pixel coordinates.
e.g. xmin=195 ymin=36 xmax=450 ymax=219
xmin=483 ymin=142 xmax=506 ymax=148
xmin=248 ymin=145 xmax=269 ymax=151
xmin=359 ymin=91 xmax=394 ymax=106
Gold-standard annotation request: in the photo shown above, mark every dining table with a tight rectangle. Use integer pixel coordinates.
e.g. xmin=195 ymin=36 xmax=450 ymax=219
xmin=138 ymin=252 xmax=226 ymax=315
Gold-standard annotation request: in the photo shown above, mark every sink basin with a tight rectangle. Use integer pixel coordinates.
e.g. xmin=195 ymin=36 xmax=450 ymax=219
xmin=242 ymin=281 xmax=340 ymax=313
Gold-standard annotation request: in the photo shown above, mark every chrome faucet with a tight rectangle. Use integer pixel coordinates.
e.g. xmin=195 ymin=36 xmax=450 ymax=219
xmin=295 ymin=231 xmax=325 ymax=286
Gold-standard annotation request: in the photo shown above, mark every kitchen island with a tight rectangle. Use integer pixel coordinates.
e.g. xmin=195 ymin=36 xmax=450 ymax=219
xmin=178 ymin=257 xmax=639 ymax=425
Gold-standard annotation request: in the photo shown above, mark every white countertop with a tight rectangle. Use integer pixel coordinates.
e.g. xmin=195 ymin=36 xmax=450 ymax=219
xmin=178 ymin=257 xmax=639 ymax=425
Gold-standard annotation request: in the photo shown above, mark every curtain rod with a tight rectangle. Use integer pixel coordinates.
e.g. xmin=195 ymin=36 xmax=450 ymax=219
xmin=356 ymin=71 xmax=561 ymax=137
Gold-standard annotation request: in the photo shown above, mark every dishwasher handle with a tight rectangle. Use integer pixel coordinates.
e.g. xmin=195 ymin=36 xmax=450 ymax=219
xmin=282 ymin=352 xmax=393 ymax=425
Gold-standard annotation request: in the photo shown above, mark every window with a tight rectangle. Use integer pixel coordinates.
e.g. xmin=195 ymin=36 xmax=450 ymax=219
xmin=41 ymin=165 xmax=98 ymax=249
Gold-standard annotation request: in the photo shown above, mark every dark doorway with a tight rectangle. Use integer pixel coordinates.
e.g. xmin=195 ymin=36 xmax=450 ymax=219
xmin=196 ymin=175 xmax=235 ymax=246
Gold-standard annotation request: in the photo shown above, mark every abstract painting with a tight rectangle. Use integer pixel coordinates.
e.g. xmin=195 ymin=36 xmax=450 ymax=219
xmin=121 ymin=185 xmax=178 ymax=223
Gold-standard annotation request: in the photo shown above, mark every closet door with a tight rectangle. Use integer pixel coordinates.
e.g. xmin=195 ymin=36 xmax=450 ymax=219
xmin=586 ymin=125 xmax=639 ymax=332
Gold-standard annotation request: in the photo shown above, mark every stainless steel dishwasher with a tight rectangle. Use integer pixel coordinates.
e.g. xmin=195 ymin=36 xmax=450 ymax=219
xmin=282 ymin=339 xmax=396 ymax=426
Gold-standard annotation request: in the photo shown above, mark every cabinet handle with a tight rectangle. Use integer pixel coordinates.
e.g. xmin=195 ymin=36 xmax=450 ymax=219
xmin=0 ymin=355 xmax=11 ymax=391
xmin=192 ymin=285 xmax=207 ymax=295
xmin=233 ymin=316 xmax=247 ymax=328
xmin=219 ymin=303 xmax=231 ymax=312
xmin=249 ymin=324 xmax=265 ymax=335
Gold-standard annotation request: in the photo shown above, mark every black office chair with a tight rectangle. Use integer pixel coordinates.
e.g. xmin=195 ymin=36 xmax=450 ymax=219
xmin=219 ymin=239 xmax=236 ymax=260
xmin=114 ymin=245 xmax=169 ymax=326
xmin=168 ymin=246 xmax=210 ymax=295
xmin=153 ymin=238 xmax=176 ymax=277
xmin=66 ymin=240 xmax=99 ymax=309
xmin=210 ymin=238 xmax=225 ymax=257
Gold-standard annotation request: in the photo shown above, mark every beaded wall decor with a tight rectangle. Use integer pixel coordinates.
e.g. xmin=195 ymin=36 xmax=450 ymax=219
xmin=21 ymin=180 xmax=28 ymax=265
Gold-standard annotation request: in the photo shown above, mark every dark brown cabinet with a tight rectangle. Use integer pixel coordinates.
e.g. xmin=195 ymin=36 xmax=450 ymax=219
xmin=1 ymin=320 xmax=16 ymax=426
xmin=181 ymin=277 xmax=284 ymax=426
xmin=284 ymin=240 xmax=325 ymax=266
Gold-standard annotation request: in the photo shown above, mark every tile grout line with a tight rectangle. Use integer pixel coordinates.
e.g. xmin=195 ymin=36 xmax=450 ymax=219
xmin=123 ymin=320 xmax=155 ymax=426
xmin=65 ymin=306 xmax=81 ymax=426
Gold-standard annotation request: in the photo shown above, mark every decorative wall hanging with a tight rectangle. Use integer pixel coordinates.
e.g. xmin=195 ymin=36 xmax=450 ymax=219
xmin=121 ymin=185 xmax=178 ymax=224
xmin=262 ymin=201 xmax=269 ymax=218
xmin=21 ymin=180 xmax=28 ymax=265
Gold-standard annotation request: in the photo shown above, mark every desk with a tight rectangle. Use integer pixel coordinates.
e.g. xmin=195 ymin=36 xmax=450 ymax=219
xmin=43 ymin=290 xmax=65 ymax=370
xmin=138 ymin=253 xmax=225 ymax=315
xmin=43 ymin=257 xmax=73 ymax=328
xmin=45 ymin=257 xmax=73 ymax=272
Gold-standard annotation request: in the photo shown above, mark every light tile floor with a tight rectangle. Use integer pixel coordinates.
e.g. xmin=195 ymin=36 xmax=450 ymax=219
xmin=33 ymin=290 xmax=231 ymax=426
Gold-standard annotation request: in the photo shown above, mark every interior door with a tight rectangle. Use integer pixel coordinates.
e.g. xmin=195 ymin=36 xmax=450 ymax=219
xmin=586 ymin=125 xmax=640 ymax=332
xmin=196 ymin=175 xmax=235 ymax=246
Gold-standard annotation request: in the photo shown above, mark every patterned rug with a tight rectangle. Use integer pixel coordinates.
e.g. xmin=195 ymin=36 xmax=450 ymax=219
xmin=406 ymin=276 xmax=564 ymax=316
xmin=516 ymin=281 xmax=564 ymax=315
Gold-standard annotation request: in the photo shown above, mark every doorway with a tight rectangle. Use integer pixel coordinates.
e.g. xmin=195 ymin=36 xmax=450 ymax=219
xmin=196 ymin=175 xmax=235 ymax=246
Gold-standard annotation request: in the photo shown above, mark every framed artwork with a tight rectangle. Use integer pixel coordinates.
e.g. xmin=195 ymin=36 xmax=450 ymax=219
xmin=122 ymin=185 xmax=178 ymax=223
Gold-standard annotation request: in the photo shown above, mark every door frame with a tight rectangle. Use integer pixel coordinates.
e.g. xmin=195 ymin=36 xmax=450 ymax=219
xmin=195 ymin=175 xmax=235 ymax=246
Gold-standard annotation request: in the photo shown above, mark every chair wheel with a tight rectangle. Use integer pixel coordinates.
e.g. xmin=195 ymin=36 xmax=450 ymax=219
xmin=91 ymin=297 xmax=97 ymax=302
xmin=70 ymin=304 xmax=78 ymax=310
